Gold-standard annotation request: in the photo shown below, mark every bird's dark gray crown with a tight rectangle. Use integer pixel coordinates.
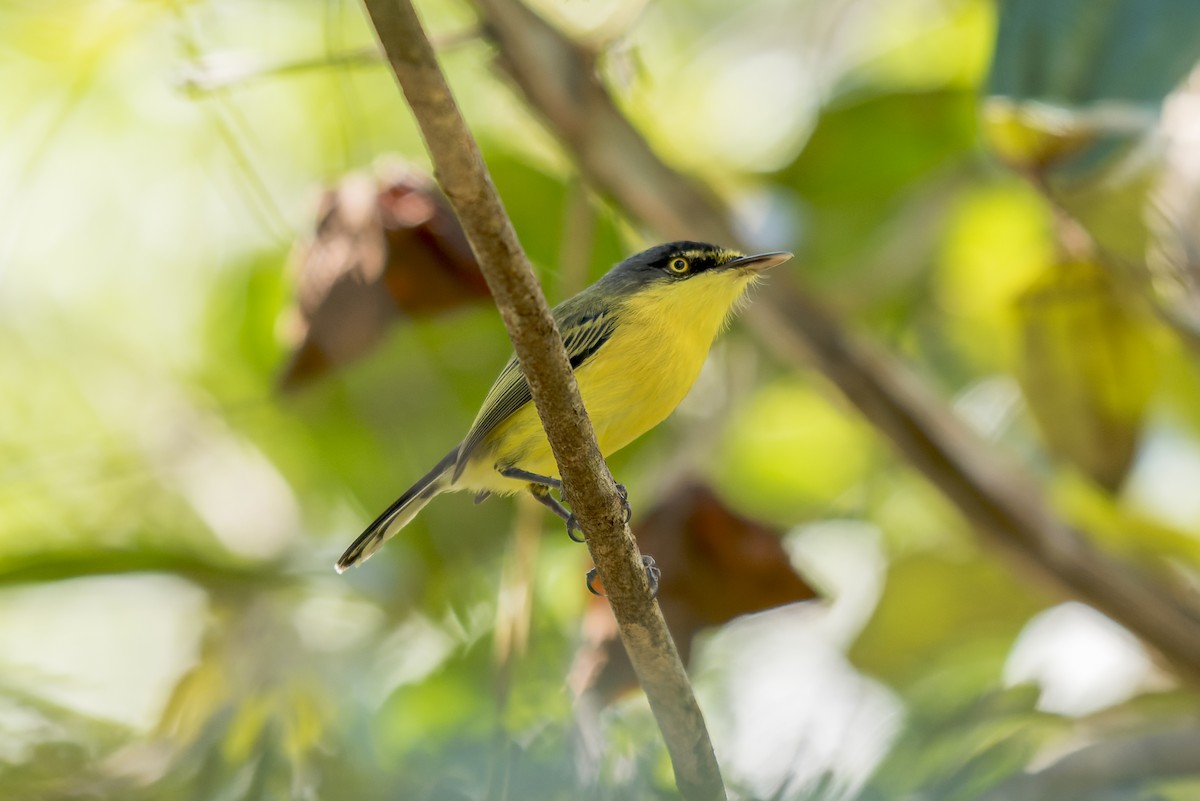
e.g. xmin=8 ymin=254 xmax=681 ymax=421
xmin=599 ymin=241 xmax=743 ymax=293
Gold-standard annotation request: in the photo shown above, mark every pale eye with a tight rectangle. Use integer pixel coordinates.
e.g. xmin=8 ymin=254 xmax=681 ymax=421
xmin=668 ymin=257 xmax=690 ymax=275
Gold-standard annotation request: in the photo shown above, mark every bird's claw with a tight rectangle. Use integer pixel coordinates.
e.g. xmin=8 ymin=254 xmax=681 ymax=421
xmin=562 ymin=483 xmax=631 ymax=542
xmin=585 ymin=555 xmax=660 ymax=599
xmin=566 ymin=514 xmax=586 ymax=543
xmin=615 ymin=482 xmax=632 ymax=523
xmin=643 ymin=554 xmax=661 ymax=597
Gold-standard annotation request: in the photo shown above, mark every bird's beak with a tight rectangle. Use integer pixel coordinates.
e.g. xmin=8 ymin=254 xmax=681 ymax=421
xmin=727 ymin=251 xmax=793 ymax=272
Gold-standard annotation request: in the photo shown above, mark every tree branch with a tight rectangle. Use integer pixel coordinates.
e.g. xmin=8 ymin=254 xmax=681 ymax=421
xmin=358 ymin=1 xmax=726 ymax=798
xmin=978 ymin=728 xmax=1200 ymax=801
xmin=470 ymin=0 xmax=1200 ymax=684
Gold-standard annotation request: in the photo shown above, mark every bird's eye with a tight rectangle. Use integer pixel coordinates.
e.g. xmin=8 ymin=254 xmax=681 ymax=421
xmin=667 ymin=257 xmax=690 ymax=275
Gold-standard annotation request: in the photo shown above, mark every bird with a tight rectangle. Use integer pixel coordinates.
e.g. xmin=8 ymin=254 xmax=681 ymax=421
xmin=336 ymin=241 xmax=792 ymax=573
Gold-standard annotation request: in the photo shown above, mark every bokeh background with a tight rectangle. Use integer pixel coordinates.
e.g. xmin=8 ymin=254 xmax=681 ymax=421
xmin=6 ymin=0 xmax=1200 ymax=798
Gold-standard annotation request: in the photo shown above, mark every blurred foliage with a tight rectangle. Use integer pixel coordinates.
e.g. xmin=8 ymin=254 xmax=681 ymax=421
xmin=4 ymin=0 xmax=1200 ymax=799
xmin=1016 ymin=260 xmax=1160 ymax=490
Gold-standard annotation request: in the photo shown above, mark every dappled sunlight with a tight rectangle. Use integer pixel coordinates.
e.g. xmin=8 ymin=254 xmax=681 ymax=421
xmin=698 ymin=606 xmax=902 ymax=801
xmin=698 ymin=519 xmax=893 ymax=798
xmin=1004 ymin=602 xmax=1159 ymax=716
xmin=87 ymin=377 xmax=303 ymax=560
xmin=0 ymin=575 xmax=207 ymax=730
xmin=1125 ymin=423 xmax=1200 ymax=532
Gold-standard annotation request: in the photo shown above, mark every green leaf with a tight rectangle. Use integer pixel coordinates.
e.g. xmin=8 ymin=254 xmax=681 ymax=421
xmin=850 ymin=552 xmax=1046 ymax=688
xmin=987 ymin=0 xmax=1200 ymax=107
xmin=1016 ymin=261 xmax=1159 ymax=491
xmin=778 ymin=89 xmax=978 ymax=279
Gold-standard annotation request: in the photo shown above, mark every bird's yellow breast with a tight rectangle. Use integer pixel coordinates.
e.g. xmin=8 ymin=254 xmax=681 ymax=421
xmin=457 ymin=271 xmax=755 ymax=494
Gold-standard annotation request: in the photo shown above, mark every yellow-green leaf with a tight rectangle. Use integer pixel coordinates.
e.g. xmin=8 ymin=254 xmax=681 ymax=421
xmin=1016 ymin=261 xmax=1159 ymax=491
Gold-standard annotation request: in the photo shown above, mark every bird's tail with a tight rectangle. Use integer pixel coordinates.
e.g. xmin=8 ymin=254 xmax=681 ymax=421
xmin=336 ymin=449 xmax=457 ymax=572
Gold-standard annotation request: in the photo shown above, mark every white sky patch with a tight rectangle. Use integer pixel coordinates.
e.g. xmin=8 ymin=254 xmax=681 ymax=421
xmin=691 ymin=523 xmax=893 ymax=800
xmin=1004 ymin=602 xmax=1155 ymax=716
xmin=701 ymin=50 xmax=817 ymax=173
xmin=0 ymin=574 xmax=207 ymax=731
xmin=1124 ymin=423 xmax=1200 ymax=532
xmin=785 ymin=519 xmax=887 ymax=648
xmin=696 ymin=604 xmax=902 ymax=801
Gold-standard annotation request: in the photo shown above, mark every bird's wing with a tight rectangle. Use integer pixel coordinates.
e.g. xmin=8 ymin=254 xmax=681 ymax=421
xmin=453 ymin=295 xmax=618 ymax=481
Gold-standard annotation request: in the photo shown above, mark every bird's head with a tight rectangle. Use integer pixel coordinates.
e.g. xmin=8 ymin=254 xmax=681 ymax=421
xmin=601 ymin=241 xmax=792 ymax=326
xmin=610 ymin=241 xmax=792 ymax=285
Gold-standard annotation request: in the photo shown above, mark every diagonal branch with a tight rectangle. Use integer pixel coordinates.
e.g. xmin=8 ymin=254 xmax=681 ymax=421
xmin=471 ymin=0 xmax=1200 ymax=684
xmin=978 ymin=728 xmax=1200 ymax=801
xmin=358 ymin=1 xmax=726 ymax=798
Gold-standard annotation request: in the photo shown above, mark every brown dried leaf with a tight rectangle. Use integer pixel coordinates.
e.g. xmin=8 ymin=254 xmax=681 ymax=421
xmin=569 ymin=483 xmax=820 ymax=705
xmin=278 ymin=161 xmax=488 ymax=390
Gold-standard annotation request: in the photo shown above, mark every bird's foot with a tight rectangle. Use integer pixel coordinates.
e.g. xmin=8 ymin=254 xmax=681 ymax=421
xmin=564 ymin=483 xmax=629 ymax=542
xmin=614 ymin=482 xmax=632 ymax=523
xmin=585 ymin=555 xmax=660 ymax=598
xmin=643 ymin=555 xmax=661 ymax=597
xmin=566 ymin=513 xmax=586 ymax=543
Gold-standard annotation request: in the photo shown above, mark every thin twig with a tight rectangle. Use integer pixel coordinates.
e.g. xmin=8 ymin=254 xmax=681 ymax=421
xmin=176 ymin=30 xmax=481 ymax=95
xmin=176 ymin=48 xmax=381 ymax=95
xmin=171 ymin=5 xmax=295 ymax=245
xmin=470 ymin=0 xmax=1200 ymax=684
xmin=358 ymin=1 xmax=726 ymax=798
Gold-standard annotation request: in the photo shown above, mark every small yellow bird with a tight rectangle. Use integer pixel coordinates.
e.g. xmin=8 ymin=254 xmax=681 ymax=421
xmin=337 ymin=241 xmax=791 ymax=572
